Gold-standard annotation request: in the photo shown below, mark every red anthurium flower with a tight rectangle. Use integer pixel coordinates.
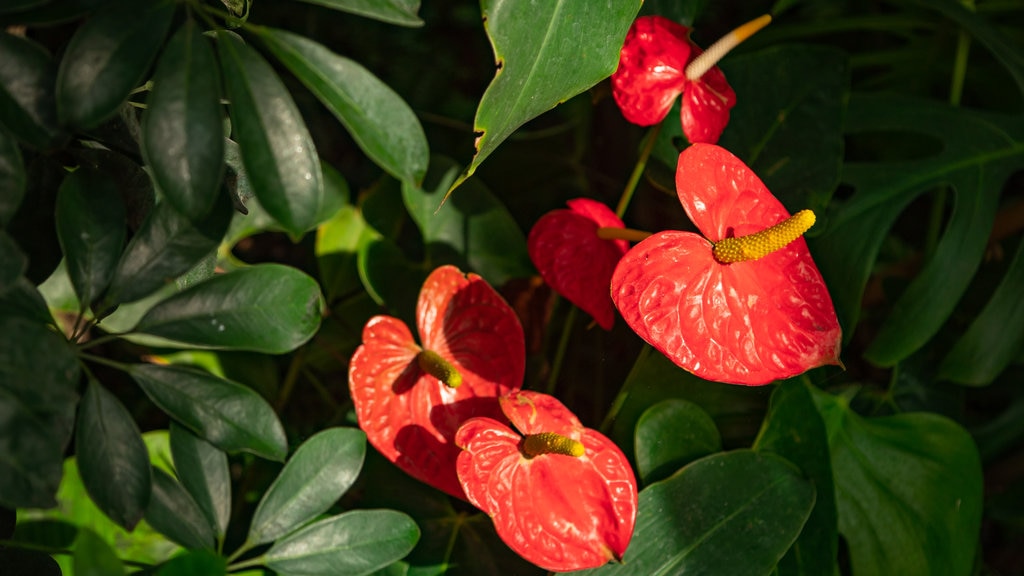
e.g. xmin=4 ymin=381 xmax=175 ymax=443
xmin=527 ymin=198 xmax=630 ymax=329
xmin=349 ymin=265 xmax=525 ymax=499
xmin=455 ymin=390 xmax=637 ymax=572
xmin=611 ymin=14 xmax=771 ymax=144
xmin=611 ymin=143 xmax=842 ymax=385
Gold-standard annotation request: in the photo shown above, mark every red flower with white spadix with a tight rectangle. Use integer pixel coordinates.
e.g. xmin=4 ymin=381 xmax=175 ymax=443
xmin=611 ymin=14 xmax=771 ymax=145
xmin=611 ymin=143 xmax=842 ymax=385
xmin=456 ymin=390 xmax=637 ymax=572
xmin=348 ymin=265 xmax=525 ymax=499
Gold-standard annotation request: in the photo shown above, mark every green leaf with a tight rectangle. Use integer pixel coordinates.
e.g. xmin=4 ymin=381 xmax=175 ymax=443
xmin=128 ymin=363 xmax=287 ymax=461
xmin=143 ymin=18 xmax=225 ymax=221
xmin=55 ymin=0 xmax=174 ymax=130
xmin=753 ymin=381 xmax=838 ymax=576
xmin=0 ymin=548 xmax=61 ymax=576
xmin=145 ymin=466 xmax=215 ymax=550
xmin=940 ymin=236 xmax=1024 ymax=385
xmin=811 ymin=388 xmax=983 ymax=576
xmin=0 ymin=32 xmax=64 ymax=149
xmin=316 ymin=205 xmax=374 ymax=302
xmin=634 ymin=399 xmax=720 ymax=485
xmin=216 ymin=30 xmax=324 ymax=238
xmin=169 ymin=423 xmax=231 ymax=538
xmin=248 ymin=427 xmax=367 ymax=545
xmin=0 ymin=230 xmax=27 ymax=294
xmin=287 ymin=0 xmax=423 ymax=27
xmin=76 ymin=379 xmax=152 ymax=531
xmin=156 ymin=549 xmax=227 ymax=576
xmin=450 ymin=0 xmax=642 ymax=193
xmin=55 ymin=168 xmax=125 ymax=309
xmin=257 ymin=27 xmax=428 ymax=186
xmin=0 ymin=0 xmax=51 ymax=15
xmin=7 ymin=156 xmax=63 ymax=284
xmin=74 ymin=527 xmax=126 ymax=576
xmin=131 ymin=264 xmax=323 ymax=354
xmin=0 ymin=128 xmax=25 ymax=225
xmin=577 ymin=450 xmax=815 ymax=575
xmin=264 ymin=510 xmax=420 ymax=576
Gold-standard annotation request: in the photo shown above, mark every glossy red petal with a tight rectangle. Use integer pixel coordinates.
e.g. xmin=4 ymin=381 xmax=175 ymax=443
xmin=680 ymin=64 xmax=736 ymax=144
xmin=499 ymin=389 xmax=583 ymax=438
xmin=527 ymin=199 xmax=628 ymax=330
xmin=611 ymin=15 xmax=693 ymax=126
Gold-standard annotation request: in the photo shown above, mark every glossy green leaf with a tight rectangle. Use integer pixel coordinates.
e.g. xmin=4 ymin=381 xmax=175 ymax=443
xmin=145 ymin=466 xmax=215 ymax=550
xmin=811 ymin=388 xmax=982 ymax=576
xmin=76 ymin=379 xmax=152 ymax=531
xmin=157 ymin=549 xmax=227 ymax=576
xmin=940 ymin=236 xmax=1024 ymax=385
xmin=101 ymin=192 xmax=232 ymax=310
xmin=634 ymin=399 xmax=720 ymax=485
xmin=0 ymin=231 xmax=27 ymax=294
xmin=128 ymin=363 xmax=287 ymax=461
xmin=169 ymin=423 xmax=230 ymax=538
xmin=143 ymin=18 xmax=225 ymax=221
xmin=257 ymin=27 xmax=428 ymax=186
xmin=753 ymin=381 xmax=838 ymax=576
xmin=55 ymin=168 xmax=125 ymax=309
xmin=217 ymin=30 xmax=324 ymax=238
xmin=132 ymin=264 xmax=323 ymax=354
xmin=264 ymin=510 xmax=420 ymax=576
xmin=74 ymin=527 xmax=125 ymax=576
xmin=248 ymin=427 xmax=367 ymax=545
xmin=55 ymin=0 xmax=174 ymax=130
xmin=0 ymin=32 xmax=64 ymax=149
xmin=577 ymin=450 xmax=815 ymax=575
xmin=289 ymin=0 xmax=423 ymax=26
xmin=0 ymin=128 xmax=26 ymax=225
xmin=451 ymin=0 xmax=642 ymax=193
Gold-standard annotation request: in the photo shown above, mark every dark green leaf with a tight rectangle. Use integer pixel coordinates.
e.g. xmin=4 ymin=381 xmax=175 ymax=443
xmin=11 ymin=519 xmax=79 ymax=550
xmin=144 ymin=466 xmax=215 ymax=550
xmin=69 ymin=147 xmax=155 ymax=230
xmin=0 ymin=548 xmax=61 ymax=576
xmin=0 ymin=276 xmax=56 ymax=325
xmin=0 ymin=32 xmax=64 ymax=149
xmin=143 ymin=18 xmax=225 ymax=221
xmin=55 ymin=0 xmax=174 ymax=130
xmin=634 ymin=399 xmax=720 ymax=485
xmin=0 ymin=231 xmax=27 ymax=294
xmin=258 ymin=27 xmax=428 ymax=186
xmin=0 ymin=0 xmax=52 ymax=15
xmin=6 ymin=156 xmax=62 ymax=283
xmin=265 ymin=510 xmax=420 ymax=576
xmin=0 ymin=128 xmax=26 ymax=224
xmin=0 ymin=0 xmax=103 ymax=26
xmin=128 ymin=363 xmax=287 ymax=461
xmin=169 ymin=423 xmax=231 ymax=537
xmin=811 ymin=388 xmax=983 ymax=576
xmin=248 ymin=427 xmax=367 ymax=545
xmin=156 ymin=549 xmax=227 ymax=576
xmin=74 ymin=527 xmax=126 ymax=576
xmin=288 ymin=0 xmax=423 ymax=26
xmin=577 ymin=450 xmax=815 ymax=575
xmin=55 ymin=168 xmax=125 ymax=309
xmin=76 ymin=379 xmax=152 ymax=531
xmin=216 ymin=30 xmax=323 ymax=238
xmin=356 ymin=232 xmax=423 ymax=323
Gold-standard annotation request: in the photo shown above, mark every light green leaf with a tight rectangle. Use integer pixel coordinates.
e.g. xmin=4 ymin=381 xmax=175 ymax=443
xmin=73 ymin=527 xmax=125 ymax=576
xmin=316 ymin=205 xmax=374 ymax=302
xmin=169 ymin=423 xmax=231 ymax=538
xmin=157 ymin=549 xmax=227 ymax=576
xmin=287 ymin=0 xmax=423 ymax=26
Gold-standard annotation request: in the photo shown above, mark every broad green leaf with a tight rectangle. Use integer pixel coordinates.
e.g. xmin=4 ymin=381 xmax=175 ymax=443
xmin=7 ymin=156 xmax=62 ymax=283
xmin=811 ymin=95 xmax=1024 ymax=361
xmin=811 ymin=388 xmax=982 ymax=576
xmin=0 ymin=548 xmax=61 ymax=576
xmin=316 ymin=205 xmax=374 ymax=302
xmin=634 ymin=399 xmax=720 ymax=485
xmin=0 ymin=231 xmax=27 ymax=294
xmin=128 ymin=363 xmax=287 ymax=461
xmin=257 ymin=27 xmax=428 ymax=186
xmin=157 ymin=549 xmax=227 ymax=576
xmin=940 ymin=236 xmax=1024 ymax=385
xmin=451 ymin=0 xmax=642 ymax=194
xmin=753 ymin=381 xmax=838 ymax=576
xmin=145 ymin=467 xmax=215 ymax=550
xmin=10 ymin=519 xmax=78 ymax=550
xmin=356 ymin=232 xmax=423 ymax=324
xmin=1 ymin=276 xmax=57 ymax=326
xmin=265 ymin=510 xmax=420 ymax=576
xmin=55 ymin=168 xmax=125 ymax=309
xmin=248 ymin=427 xmax=367 ymax=545
xmin=132 ymin=264 xmax=323 ymax=354
xmin=73 ymin=527 xmax=125 ymax=576
xmin=169 ymin=423 xmax=231 ymax=538
xmin=76 ymin=380 xmax=152 ymax=531
xmin=0 ymin=32 xmax=64 ymax=149
xmin=0 ymin=128 xmax=26 ymax=225
xmin=216 ymin=30 xmax=324 ymax=238
xmin=288 ymin=0 xmax=423 ymax=27
xmin=70 ymin=147 xmax=155 ymax=228
xmin=577 ymin=450 xmax=815 ymax=575
xmin=143 ymin=18 xmax=225 ymax=221
xmin=55 ymin=0 xmax=174 ymax=130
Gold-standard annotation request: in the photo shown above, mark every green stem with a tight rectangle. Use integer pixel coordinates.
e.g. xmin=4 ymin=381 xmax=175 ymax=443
xmin=78 ymin=352 xmax=130 ymax=372
xmin=275 ymin=346 xmax=307 ymax=412
xmin=227 ymin=554 xmax=266 ymax=573
xmin=225 ymin=540 xmax=255 ymax=565
xmin=614 ymin=124 xmax=661 ymax=219
xmin=76 ymin=332 xmax=125 ymax=351
xmin=545 ymin=305 xmax=577 ymax=395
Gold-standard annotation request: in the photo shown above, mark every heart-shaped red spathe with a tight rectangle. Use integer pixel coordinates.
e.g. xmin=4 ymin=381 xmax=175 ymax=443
xmin=349 ymin=265 xmax=525 ymax=499
xmin=527 ymin=198 xmax=629 ymax=330
xmin=611 ymin=15 xmax=736 ymax=145
xmin=611 ymin=143 xmax=842 ymax=385
xmin=455 ymin=390 xmax=637 ymax=572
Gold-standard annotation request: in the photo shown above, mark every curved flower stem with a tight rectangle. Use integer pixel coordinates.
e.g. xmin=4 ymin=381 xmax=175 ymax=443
xmin=545 ymin=304 xmax=577 ymax=395
xmin=597 ymin=227 xmax=652 ymax=242
xmin=614 ymin=124 xmax=661 ymax=219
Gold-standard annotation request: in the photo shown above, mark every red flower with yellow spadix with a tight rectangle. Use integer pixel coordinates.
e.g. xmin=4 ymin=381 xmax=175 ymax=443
xmin=455 ymin=390 xmax=637 ymax=572
xmin=348 ymin=265 xmax=525 ymax=499
xmin=611 ymin=143 xmax=842 ymax=385
xmin=611 ymin=14 xmax=771 ymax=145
